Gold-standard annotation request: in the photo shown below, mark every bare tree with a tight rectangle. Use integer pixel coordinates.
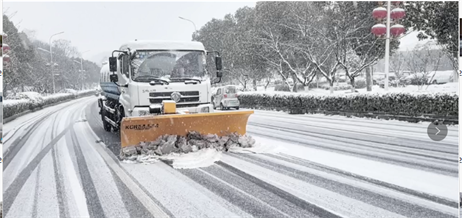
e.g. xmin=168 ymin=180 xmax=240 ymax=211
xmin=407 ymin=43 xmax=443 ymax=90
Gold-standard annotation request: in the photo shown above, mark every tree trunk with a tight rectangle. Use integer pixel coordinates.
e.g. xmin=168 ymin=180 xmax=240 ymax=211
xmin=350 ymin=76 xmax=356 ymax=93
xmin=292 ymin=74 xmax=297 ymax=93
xmin=253 ymin=79 xmax=257 ymax=91
xmin=366 ymin=66 xmax=372 ymax=91
xmin=329 ymin=80 xmax=334 ymax=94
xmin=264 ymin=78 xmax=270 ymax=91
xmin=316 ymin=73 xmax=319 ymax=89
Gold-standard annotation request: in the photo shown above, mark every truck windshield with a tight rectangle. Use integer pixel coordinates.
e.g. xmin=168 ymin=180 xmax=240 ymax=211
xmin=131 ymin=51 xmax=206 ymax=82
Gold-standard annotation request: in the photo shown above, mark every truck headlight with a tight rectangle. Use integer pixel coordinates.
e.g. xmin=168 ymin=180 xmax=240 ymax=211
xmin=201 ymin=107 xmax=209 ymax=113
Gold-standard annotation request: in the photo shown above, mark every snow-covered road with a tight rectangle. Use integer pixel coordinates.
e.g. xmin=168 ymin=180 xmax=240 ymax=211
xmin=3 ymin=96 xmax=459 ymax=218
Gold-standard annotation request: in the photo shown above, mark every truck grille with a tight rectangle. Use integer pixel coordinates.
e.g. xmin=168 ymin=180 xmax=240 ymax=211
xmin=149 ymin=91 xmax=200 ymax=104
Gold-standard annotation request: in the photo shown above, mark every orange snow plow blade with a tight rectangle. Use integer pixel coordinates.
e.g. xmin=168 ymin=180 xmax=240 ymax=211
xmin=120 ymin=110 xmax=254 ymax=148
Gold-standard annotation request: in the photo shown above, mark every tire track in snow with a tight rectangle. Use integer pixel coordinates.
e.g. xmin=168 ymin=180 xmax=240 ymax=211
xmin=31 ymin=125 xmax=49 ymax=218
xmin=252 ymin=110 xmax=458 ymax=133
xmin=69 ymin=125 xmax=106 ymax=218
xmin=269 ymin=153 xmax=457 ymax=208
xmin=229 ymin=152 xmax=457 ymax=216
xmin=178 ymin=168 xmax=295 ymax=218
xmin=178 ymin=164 xmax=343 ymax=218
xmin=247 ymin=128 xmax=457 ymax=176
xmin=3 ymin=113 xmax=53 ymax=169
xmin=109 ymin=167 xmax=155 ymax=218
xmin=248 ymin=121 xmax=455 ymax=166
xmin=3 ymin=122 xmax=74 ymax=216
xmin=50 ymin=112 xmax=71 ymax=218
xmin=216 ymin=162 xmax=343 ymax=218
xmin=249 ymin=121 xmax=455 ymax=155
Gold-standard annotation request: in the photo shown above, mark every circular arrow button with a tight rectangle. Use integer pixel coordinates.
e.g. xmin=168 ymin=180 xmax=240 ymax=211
xmin=427 ymin=121 xmax=448 ymax=141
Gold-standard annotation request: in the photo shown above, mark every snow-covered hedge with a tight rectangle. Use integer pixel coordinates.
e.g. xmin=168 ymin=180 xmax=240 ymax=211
xmin=238 ymin=91 xmax=458 ymax=119
xmin=4 ymin=90 xmax=94 ymax=119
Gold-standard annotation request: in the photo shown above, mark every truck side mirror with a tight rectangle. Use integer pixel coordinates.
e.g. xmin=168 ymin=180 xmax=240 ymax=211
xmin=109 ymin=57 xmax=117 ymax=72
xmin=216 ymin=71 xmax=223 ymax=78
xmin=110 ymin=74 xmax=118 ymax=83
xmin=215 ymin=56 xmax=222 ymax=71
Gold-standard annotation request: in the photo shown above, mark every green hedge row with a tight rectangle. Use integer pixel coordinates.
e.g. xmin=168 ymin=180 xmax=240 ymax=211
xmin=238 ymin=92 xmax=458 ymax=118
xmin=4 ymin=91 xmax=94 ymax=119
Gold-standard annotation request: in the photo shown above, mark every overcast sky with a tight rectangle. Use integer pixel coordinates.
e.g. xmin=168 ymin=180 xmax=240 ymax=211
xmin=4 ymin=1 xmax=431 ymax=64
xmin=4 ymin=2 xmax=256 ymax=62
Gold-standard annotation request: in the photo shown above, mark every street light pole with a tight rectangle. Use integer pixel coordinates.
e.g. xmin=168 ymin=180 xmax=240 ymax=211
xmin=179 ymin=16 xmax=197 ymax=32
xmin=49 ymin=31 xmax=64 ymax=93
xmin=80 ymin=50 xmax=90 ymax=89
xmin=384 ymin=1 xmax=391 ymax=91
xmin=179 ymin=16 xmax=198 ymax=40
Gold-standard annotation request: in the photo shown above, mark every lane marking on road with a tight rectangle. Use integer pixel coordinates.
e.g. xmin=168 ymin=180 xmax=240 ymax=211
xmin=81 ymin=120 xmax=171 ymax=218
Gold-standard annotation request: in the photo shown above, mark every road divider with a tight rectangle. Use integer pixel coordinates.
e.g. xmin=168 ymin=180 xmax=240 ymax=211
xmin=238 ymin=92 xmax=458 ymax=124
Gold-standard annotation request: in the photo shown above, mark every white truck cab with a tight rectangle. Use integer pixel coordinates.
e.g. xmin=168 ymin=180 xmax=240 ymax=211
xmin=99 ymin=40 xmax=223 ymax=131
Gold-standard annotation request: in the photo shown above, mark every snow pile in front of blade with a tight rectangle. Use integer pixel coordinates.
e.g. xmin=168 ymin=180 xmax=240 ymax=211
xmin=120 ymin=131 xmax=267 ymax=168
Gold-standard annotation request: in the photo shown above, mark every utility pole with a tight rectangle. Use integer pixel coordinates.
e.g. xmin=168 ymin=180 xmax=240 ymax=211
xmin=384 ymin=1 xmax=391 ymax=91
xmin=49 ymin=31 xmax=64 ymax=93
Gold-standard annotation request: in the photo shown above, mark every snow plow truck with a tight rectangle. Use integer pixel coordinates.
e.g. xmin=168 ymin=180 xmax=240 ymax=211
xmin=98 ymin=40 xmax=253 ymax=148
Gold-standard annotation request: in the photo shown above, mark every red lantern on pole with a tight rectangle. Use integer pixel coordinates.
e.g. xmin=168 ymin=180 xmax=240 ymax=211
xmin=390 ymin=24 xmax=405 ymax=37
xmin=3 ymin=54 xmax=11 ymax=62
xmin=3 ymin=44 xmax=10 ymax=53
xmin=372 ymin=7 xmax=387 ymax=20
xmin=391 ymin=8 xmax=406 ymax=20
xmin=372 ymin=24 xmax=387 ymax=36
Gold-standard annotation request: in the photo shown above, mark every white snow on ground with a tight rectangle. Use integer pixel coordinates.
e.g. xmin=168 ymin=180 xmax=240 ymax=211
xmin=4 ymin=96 xmax=458 ymax=217
xmin=253 ymin=109 xmax=459 ymax=128
xmin=228 ymin=141 xmax=282 ymax=154
xmin=3 ymin=98 xmax=92 ymax=152
xmin=146 ymin=148 xmax=223 ymax=169
xmin=3 ymin=99 xmax=29 ymax=107
xmin=42 ymin=93 xmax=71 ymax=100
xmin=4 ymin=89 xmax=95 ymax=106
xmin=251 ymin=135 xmax=457 ymax=200
xmin=250 ymin=82 xmax=458 ymax=96
xmin=58 ymin=135 xmax=90 ymax=218
xmin=220 ymin=154 xmax=410 ymax=218
xmin=123 ymin=139 xmax=282 ymax=169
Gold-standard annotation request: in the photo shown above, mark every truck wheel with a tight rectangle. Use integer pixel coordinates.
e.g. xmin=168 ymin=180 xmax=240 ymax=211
xmin=235 ymin=107 xmax=239 ymax=110
xmin=101 ymin=108 xmax=112 ymax=132
xmin=114 ymin=107 xmax=125 ymax=132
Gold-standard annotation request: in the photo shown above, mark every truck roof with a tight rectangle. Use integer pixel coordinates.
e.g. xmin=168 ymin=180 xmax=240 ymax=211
xmin=119 ymin=40 xmax=205 ymax=51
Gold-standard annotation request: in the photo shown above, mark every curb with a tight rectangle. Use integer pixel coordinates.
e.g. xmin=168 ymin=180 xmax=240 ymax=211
xmin=4 ymin=93 xmax=95 ymax=124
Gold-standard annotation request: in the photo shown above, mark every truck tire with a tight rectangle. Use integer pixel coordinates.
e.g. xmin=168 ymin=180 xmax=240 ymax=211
xmin=101 ymin=108 xmax=112 ymax=132
xmin=113 ymin=106 xmax=125 ymax=132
